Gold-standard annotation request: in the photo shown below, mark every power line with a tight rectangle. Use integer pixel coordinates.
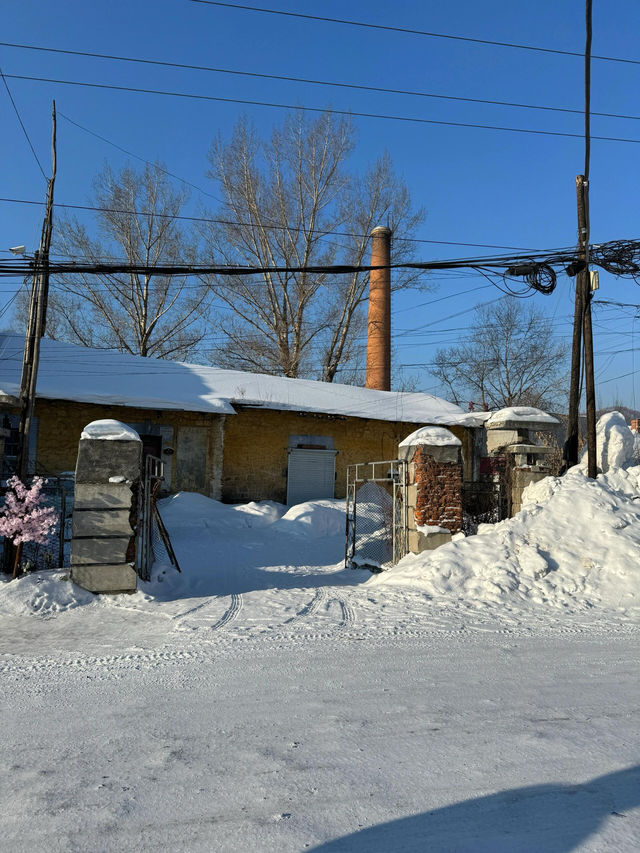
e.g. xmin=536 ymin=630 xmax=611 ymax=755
xmin=0 ymin=67 xmax=47 ymax=180
xmin=188 ymin=0 xmax=640 ymax=67
xmin=0 ymin=196 xmax=541 ymax=252
xmin=8 ymin=72 xmax=640 ymax=146
xmin=5 ymin=41 xmax=640 ymax=123
xmin=57 ymin=111 xmax=222 ymax=203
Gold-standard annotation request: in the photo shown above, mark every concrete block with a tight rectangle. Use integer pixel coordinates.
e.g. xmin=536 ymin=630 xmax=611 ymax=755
xmin=71 ymin=563 xmax=137 ymax=594
xmin=486 ymin=429 xmax=521 ymax=453
xmin=75 ymin=439 xmax=142 ymax=484
xmin=74 ymin=483 xmax=136 ymax=510
xmin=72 ymin=509 xmax=134 ymax=538
xmin=70 ymin=537 xmax=134 ymax=565
xmin=408 ymin=529 xmax=452 ymax=554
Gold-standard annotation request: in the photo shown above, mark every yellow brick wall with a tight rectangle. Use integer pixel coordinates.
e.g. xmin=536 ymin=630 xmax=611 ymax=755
xmin=222 ymin=406 xmax=470 ymax=503
xmin=31 ymin=399 xmax=224 ymax=491
xmin=23 ymin=397 xmax=471 ymax=502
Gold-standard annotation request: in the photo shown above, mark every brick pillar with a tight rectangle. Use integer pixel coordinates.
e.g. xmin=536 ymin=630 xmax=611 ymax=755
xmin=365 ymin=226 xmax=391 ymax=391
xmin=399 ymin=427 xmax=463 ymax=554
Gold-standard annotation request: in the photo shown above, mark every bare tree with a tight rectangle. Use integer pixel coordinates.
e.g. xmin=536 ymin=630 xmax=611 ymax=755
xmin=200 ymin=111 xmax=424 ymax=380
xmin=431 ymin=297 xmax=568 ymax=410
xmin=29 ymin=163 xmax=210 ymax=360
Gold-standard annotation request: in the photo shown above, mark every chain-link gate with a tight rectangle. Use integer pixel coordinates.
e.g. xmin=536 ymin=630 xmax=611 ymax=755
xmin=345 ymin=459 xmax=408 ymax=570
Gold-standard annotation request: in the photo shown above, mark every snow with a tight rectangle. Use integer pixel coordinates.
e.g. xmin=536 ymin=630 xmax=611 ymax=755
xmin=580 ymin=410 xmax=635 ymax=472
xmin=1 ymin=453 xmax=640 ymax=849
xmin=378 ymin=463 xmax=640 ymax=614
xmin=399 ymin=425 xmax=462 ymax=447
xmin=486 ymin=406 xmax=560 ymax=426
xmin=0 ymin=332 xmax=476 ymax=426
xmin=417 ymin=524 xmax=451 ymax=534
xmin=80 ymin=419 xmax=141 ymax=441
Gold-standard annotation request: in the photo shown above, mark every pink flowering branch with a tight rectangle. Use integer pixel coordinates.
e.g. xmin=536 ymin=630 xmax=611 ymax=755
xmin=0 ymin=476 xmax=58 ymax=578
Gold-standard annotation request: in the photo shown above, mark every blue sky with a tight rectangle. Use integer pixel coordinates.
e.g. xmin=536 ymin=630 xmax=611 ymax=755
xmin=2 ymin=0 xmax=640 ymax=406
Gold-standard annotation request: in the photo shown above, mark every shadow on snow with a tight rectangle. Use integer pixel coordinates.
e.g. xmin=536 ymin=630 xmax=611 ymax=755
xmin=310 ymin=764 xmax=640 ymax=853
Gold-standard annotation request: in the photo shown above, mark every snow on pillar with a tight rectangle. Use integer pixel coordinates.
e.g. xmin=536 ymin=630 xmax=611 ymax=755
xmin=398 ymin=426 xmax=463 ymax=553
xmin=70 ymin=419 xmax=142 ymax=594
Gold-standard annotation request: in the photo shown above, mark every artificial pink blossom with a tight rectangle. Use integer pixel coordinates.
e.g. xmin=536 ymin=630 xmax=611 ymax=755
xmin=0 ymin=476 xmax=57 ymax=546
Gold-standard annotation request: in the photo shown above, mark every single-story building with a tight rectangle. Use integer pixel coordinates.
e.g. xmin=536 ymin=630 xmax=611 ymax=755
xmin=0 ymin=334 xmax=485 ymax=504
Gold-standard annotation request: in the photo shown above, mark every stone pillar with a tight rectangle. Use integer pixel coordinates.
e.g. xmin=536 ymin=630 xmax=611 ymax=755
xmin=70 ymin=420 xmax=142 ymax=594
xmin=399 ymin=427 xmax=463 ymax=554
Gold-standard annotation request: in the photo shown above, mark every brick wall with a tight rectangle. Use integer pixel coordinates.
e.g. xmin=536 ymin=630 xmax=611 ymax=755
xmin=29 ymin=399 xmax=224 ymax=495
xmin=19 ymin=396 xmax=471 ymax=505
xmin=412 ymin=446 xmax=463 ymax=534
xmin=222 ymin=406 xmax=445 ymax=503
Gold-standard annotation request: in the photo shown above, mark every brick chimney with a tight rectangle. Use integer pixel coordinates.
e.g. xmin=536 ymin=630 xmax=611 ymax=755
xmin=365 ymin=226 xmax=392 ymax=391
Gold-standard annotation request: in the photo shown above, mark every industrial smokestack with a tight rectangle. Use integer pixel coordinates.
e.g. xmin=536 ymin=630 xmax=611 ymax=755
xmin=365 ymin=226 xmax=392 ymax=391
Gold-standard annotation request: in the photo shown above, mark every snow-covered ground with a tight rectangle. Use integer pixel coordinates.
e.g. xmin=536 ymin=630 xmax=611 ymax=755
xmin=1 ymin=464 xmax=640 ymax=850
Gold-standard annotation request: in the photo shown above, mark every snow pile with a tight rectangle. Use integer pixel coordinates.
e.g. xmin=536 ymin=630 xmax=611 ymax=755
xmin=80 ymin=419 xmax=141 ymax=441
xmin=399 ymin=426 xmax=461 ymax=447
xmin=376 ymin=464 xmax=640 ymax=614
xmin=581 ymin=411 xmax=634 ymax=472
xmin=158 ymin=492 xmax=284 ymax=532
xmin=0 ymin=570 xmax=96 ymax=616
xmin=272 ymin=498 xmax=345 ymax=538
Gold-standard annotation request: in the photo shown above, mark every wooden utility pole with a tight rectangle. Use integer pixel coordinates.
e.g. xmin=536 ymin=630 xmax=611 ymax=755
xmin=565 ymin=0 xmax=596 ymax=477
xmin=15 ymin=101 xmax=57 ymax=483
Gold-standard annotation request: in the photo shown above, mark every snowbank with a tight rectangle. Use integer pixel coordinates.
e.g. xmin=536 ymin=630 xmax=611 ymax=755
xmin=581 ymin=411 xmax=634 ymax=472
xmin=80 ymin=419 xmax=140 ymax=441
xmin=272 ymin=499 xmax=345 ymax=538
xmin=158 ymin=492 xmax=285 ymax=531
xmin=376 ymin=464 xmax=640 ymax=614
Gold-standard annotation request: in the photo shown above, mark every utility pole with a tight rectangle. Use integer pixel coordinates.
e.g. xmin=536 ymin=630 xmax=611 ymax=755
xmin=14 ymin=101 xmax=57 ymax=483
xmin=565 ymin=0 xmax=596 ymax=477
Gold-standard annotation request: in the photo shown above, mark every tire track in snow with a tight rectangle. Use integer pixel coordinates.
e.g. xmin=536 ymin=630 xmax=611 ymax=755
xmin=337 ymin=597 xmax=355 ymax=629
xmin=284 ymin=587 xmax=328 ymax=626
xmin=209 ymin=593 xmax=242 ymax=631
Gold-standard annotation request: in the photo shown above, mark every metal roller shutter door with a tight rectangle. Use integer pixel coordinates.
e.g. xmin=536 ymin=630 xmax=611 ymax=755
xmin=286 ymin=449 xmax=337 ymax=506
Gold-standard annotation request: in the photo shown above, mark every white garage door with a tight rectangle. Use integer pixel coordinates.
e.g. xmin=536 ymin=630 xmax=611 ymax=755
xmin=286 ymin=449 xmax=337 ymax=506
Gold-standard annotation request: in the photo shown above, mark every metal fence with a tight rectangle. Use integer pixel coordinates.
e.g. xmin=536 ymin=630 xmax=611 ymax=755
xmin=461 ymin=480 xmax=506 ymax=535
xmin=1 ymin=475 xmax=74 ymax=573
xmin=345 ymin=460 xmax=408 ymax=570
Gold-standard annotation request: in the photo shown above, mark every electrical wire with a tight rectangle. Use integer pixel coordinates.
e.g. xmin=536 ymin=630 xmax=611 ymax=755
xmin=0 ymin=67 xmax=47 ymax=180
xmin=0 ymin=195 xmax=542 ymax=252
xmin=187 ymin=0 xmax=640 ymax=67
xmin=7 ymin=73 xmax=640 ymax=146
xmin=5 ymin=41 xmax=640 ymax=123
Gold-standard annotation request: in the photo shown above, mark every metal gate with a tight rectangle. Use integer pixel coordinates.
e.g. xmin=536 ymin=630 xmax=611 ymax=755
xmin=138 ymin=455 xmax=180 ymax=581
xmin=138 ymin=455 xmax=165 ymax=581
xmin=345 ymin=459 xmax=408 ymax=570
xmin=461 ymin=481 xmax=506 ymax=535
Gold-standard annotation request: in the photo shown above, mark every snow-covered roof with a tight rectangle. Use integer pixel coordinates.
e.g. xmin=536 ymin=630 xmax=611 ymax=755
xmin=0 ymin=333 xmax=477 ymax=426
xmin=399 ymin=426 xmax=462 ymax=448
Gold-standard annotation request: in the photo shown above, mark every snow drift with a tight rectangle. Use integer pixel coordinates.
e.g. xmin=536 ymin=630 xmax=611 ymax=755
xmin=376 ymin=464 xmax=640 ymax=614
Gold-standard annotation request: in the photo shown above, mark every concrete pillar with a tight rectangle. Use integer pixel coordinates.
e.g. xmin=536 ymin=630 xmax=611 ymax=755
xmin=70 ymin=420 xmax=142 ymax=593
xmin=365 ymin=226 xmax=392 ymax=391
